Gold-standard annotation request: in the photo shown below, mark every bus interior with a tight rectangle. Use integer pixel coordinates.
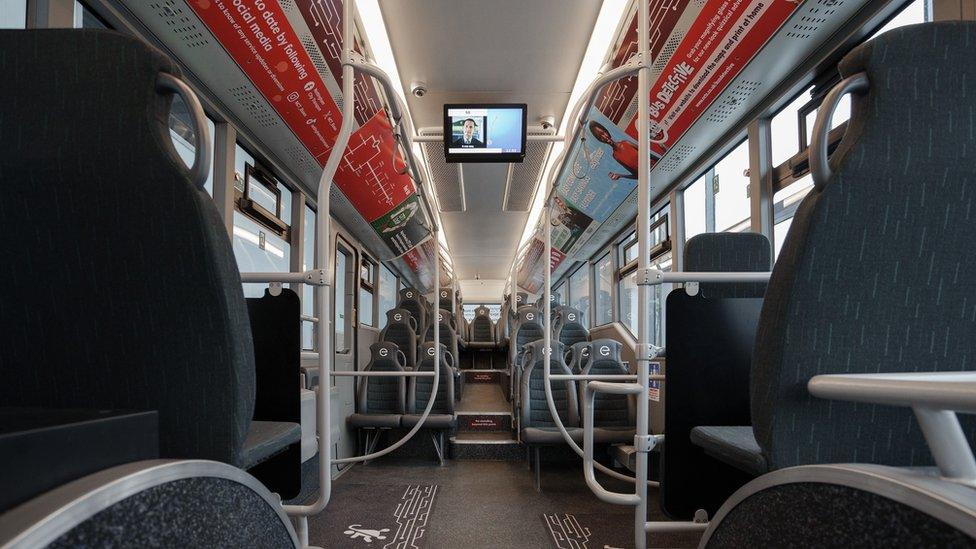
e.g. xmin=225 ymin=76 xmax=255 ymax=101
xmin=2 ymin=0 xmax=976 ymax=547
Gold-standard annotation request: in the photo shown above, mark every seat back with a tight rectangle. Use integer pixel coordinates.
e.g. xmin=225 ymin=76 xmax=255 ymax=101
xmin=408 ymin=343 xmax=456 ymax=414
xmin=379 ymin=308 xmax=418 ymax=370
xmin=0 ymin=30 xmax=254 ymax=467
xmin=581 ymin=340 xmax=634 ymax=427
xmin=398 ymin=287 xmax=428 ymax=337
xmin=519 ymin=341 xmax=578 ymax=428
xmin=357 ymin=342 xmax=406 ymax=415
xmin=553 ymin=306 xmax=589 ymax=348
xmin=566 ymin=341 xmax=593 ymax=374
xmin=509 ymin=306 xmax=545 ymax=368
xmin=752 ymin=21 xmax=976 ymax=471
xmin=437 ymin=287 xmax=455 ymax=311
xmin=425 ymin=308 xmax=460 ymax=362
xmin=534 ymin=292 xmax=560 ymax=313
xmin=684 ymin=233 xmax=771 ymax=298
xmin=470 ymin=306 xmax=495 ymax=342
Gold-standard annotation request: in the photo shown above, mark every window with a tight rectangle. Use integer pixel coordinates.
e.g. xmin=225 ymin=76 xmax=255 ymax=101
xmin=359 ymin=257 xmax=376 ymax=327
xmin=235 ymin=144 xmax=292 ymax=226
xmin=617 ymin=210 xmax=671 ymax=343
xmin=73 ymin=1 xmax=108 ymax=28
xmin=462 ymin=303 xmax=501 ymax=322
xmin=553 ymin=283 xmax=565 ymax=306
xmin=772 ymin=173 xmax=812 ymax=258
xmin=713 ymin=140 xmax=751 ymax=232
xmin=595 ymin=253 xmax=613 ymax=326
xmin=378 ymin=264 xmax=398 ymax=329
xmin=1 ymin=0 xmax=26 ymax=28
xmin=334 ymin=245 xmax=352 ymax=354
xmin=169 ymin=98 xmax=217 ymax=196
xmin=232 ymin=144 xmax=291 ymax=298
xmin=683 ymin=171 xmax=710 ymax=241
xmin=302 ymin=205 xmax=316 ymax=350
xmin=568 ymin=264 xmax=590 ymax=323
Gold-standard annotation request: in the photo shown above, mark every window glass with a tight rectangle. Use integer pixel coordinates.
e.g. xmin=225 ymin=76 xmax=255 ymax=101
xmin=713 ymin=140 xmax=751 ymax=232
xmin=359 ymin=259 xmax=375 ymax=327
xmin=872 ymin=0 xmax=926 ymax=38
xmin=772 ymin=173 xmax=813 ymax=259
xmin=619 ymin=253 xmax=671 ymax=345
xmin=302 ymin=205 xmax=316 ymax=350
xmin=620 ymin=232 xmax=638 ymax=265
xmin=462 ymin=303 xmax=502 ymax=322
xmin=553 ymin=283 xmax=565 ymax=306
xmin=595 ymin=254 xmax=613 ymax=326
xmin=232 ymin=211 xmax=289 ymax=298
xmin=0 ymin=0 xmax=27 ymax=28
xmin=235 ymin=143 xmax=291 ymax=225
xmin=683 ymin=171 xmax=709 ymax=241
xmin=569 ymin=265 xmax=590 ymax=322
xmin=73 ymin=1 xmax=107 ymax=28
xmin=770 ymin=89 xmax=810 ymax=167
xmin=378 ymin=264 xmax=397 ymax=329
xmin=169 ymin=96 xmax=216 ymax=196
xmin=335 ymin=248 xmax=349 ymax=353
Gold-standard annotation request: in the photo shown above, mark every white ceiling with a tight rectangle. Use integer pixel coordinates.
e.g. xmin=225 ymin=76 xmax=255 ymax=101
xmin=380 ymin=0 xmax=602 ymax=281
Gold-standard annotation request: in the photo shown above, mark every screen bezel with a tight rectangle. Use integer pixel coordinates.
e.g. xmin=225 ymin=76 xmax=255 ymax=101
xmin=443 ymin=103 xmax=527 ymax=163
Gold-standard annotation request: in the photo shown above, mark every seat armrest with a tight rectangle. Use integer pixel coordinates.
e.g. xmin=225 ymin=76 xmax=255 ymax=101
xmin=809 ymin=371 xmax=976 ymax=488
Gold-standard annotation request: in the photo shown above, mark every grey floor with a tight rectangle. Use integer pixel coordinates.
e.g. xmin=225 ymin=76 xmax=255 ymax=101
xmin=305 ymin=457 xmax=702 ymax=548
xmin=456 ymin=383 xmax=509 ymax=413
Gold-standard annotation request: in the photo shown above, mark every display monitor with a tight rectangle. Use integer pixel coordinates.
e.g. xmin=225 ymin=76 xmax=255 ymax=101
xmin=443 ymin=104 xmax=527 ymax=163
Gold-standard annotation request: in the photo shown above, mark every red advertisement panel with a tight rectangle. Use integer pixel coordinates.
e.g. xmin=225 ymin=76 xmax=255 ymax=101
xmin=188 ymin=0 xmax=342 ymax=165
xmin=626 ymin=0 xmax=799 ymax=153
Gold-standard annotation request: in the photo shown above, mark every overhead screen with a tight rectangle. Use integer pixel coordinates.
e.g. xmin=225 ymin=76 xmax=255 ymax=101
xmin=443 ymin=104 xmax=527 ymax=163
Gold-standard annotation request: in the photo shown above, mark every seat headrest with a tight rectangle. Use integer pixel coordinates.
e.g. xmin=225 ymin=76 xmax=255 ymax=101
xmin=474 ymin=306 xmax=491 ymax=318
xmin=0 ymin=29 xmax=189 ymax=178
xmin=369 ymin=341 xmax=406 ymax=370
xmin=385 ymin=308 xmax=416 ymax=329
xmin=515 ymin=306 xmax=544 ymax=326
xmin=419 ymin=341 xmax=454 ymax=369
xmin=554 ymin=306 xmax=585 ymax=327
xmin=586 ymin=339 xmax=623 ymax=367
xmin=684 ymin=232 xmax=770 ymax=298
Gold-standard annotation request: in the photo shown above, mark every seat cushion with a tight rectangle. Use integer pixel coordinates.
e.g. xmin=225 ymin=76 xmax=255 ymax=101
xmin=241 ymin=421 xmax=301 ymax=470
xmin=521 ymin=427 xmax=584 ymax=445
xmin=401 ymin=414 xmax=456 ymax=429
xmin=592 ymin=427 xmax=636 ymax=444
xmin=690 ymin=425 xmax=767 ymax=477
xmin=347 ymin=413 xmax=401 ymax=429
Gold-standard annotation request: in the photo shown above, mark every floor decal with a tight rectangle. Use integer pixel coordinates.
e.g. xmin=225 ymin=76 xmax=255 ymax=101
xmin=383 ymin=485 xmax=438 ymax=549
xmin=345 ymin=525 xmax=390 ymax=543
xmin=543 ymin=513 xmax=638 ymax=549
xmin=545 ymin=514 xmax=593 ymax=549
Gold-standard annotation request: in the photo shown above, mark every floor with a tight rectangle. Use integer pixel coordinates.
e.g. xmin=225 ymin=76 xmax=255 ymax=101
xmin=304 ymin=457 xmax=703 ymax=548
xmin=456 ymin=383 xmax=510 ymax=413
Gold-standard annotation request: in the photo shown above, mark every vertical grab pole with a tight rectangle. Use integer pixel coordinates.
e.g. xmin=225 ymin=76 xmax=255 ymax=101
xmin=434 ymin=233 xmax=440 ymax=401
xmin=634 ymin=0 xmax=651 ymax=547
xmin=282 ymin=0 xmax=354 ymax=530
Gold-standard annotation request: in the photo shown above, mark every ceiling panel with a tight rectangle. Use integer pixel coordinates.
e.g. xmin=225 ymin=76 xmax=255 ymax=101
xmin=381 ymin=0 xmax=600 ymax=287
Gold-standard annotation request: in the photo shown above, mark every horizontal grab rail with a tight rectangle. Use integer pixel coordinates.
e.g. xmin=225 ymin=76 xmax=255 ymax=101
xmin=331 ymin=371 xmax=437 ymax=378
xmin=550 ymin=374 xmax=665 ymax=382
xmin=240 ymin=270 xmax=328 ymax=285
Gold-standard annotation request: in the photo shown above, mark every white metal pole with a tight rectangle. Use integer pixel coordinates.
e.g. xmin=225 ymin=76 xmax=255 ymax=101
xmin=634 ymin=0 xmax=651 ymax=545
xmin=282 ymin=0 xmax=355 ymax=523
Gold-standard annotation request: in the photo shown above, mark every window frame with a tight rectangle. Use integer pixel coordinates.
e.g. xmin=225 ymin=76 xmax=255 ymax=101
xmin=358 ymin=254 xmax=377 ymax=328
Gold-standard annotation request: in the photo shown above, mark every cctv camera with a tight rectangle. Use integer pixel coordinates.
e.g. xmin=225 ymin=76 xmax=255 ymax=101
xmin=539 ymin=115 xmax=556 ymax=131
xmin=411 ymin=81 xmax=428 ymax=98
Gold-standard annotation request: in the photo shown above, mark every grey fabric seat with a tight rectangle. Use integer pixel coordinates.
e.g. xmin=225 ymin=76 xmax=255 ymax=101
xmin=397 ymin=287 xmax=428 ymax=343
xmin=241 ymin=421 xmax=302 ymax=470
xmin=347 ymin=342 xmax=406 ymax=430
xmin=553 ymin=306 xmax=589 ymax=349
xmin=689 ymin=426 xmax=766 ymax=477
xmin=424 ymin=309 xmax=463 ymax=399
xmin=467 ymin=306 xmax=497 ymax=349
xmin=580 ymin=339 xmax=635 ymax=444
xmin=402 ymin=342 xmax=457 ymax=429
xmin=502 ymin=306 xmax=545 ymax=402
xmin=695 ymin=22 xmax=976 ymax=477
xmin=518 ymin=340 xmax=579 ymax=442
xmin=379 ymin=308 xmax=418 ymax=370
xmin=0 ymin=29 xmax=259 ymax=468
